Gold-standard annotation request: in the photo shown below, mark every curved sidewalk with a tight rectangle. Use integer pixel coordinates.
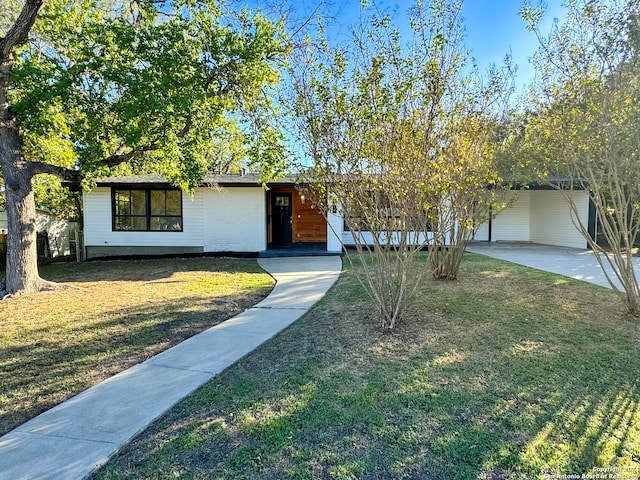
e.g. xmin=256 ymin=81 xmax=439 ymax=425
xmin=0 ymin=256 xmax=342 ymax=480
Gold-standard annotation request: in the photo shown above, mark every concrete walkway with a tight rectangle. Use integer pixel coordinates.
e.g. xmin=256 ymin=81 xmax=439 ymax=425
xmin=466 ymin=242 xmax=640 ymax=289
xmin=0 ymin=256 xmax=342 ymax=480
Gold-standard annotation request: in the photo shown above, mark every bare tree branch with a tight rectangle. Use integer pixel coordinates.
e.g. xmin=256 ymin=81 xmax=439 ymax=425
xmin=26 ymin=161 xmax=80 ymax=182
xmin=100 ymin=144 xmax=159 ymax=169
xmin=1 ymin=0 xmax=45 ymax=60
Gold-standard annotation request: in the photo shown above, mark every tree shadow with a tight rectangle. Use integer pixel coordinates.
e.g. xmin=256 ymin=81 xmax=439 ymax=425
xmin=91 ymin=254 xmax=640 ymax=479
xmin=38 ymin=256 xmax=265 ymax=285
xmin=0 ymin=257 xmax=272 ymax=436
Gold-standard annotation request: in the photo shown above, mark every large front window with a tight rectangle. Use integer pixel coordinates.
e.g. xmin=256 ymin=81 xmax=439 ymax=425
xmin=113 ymin=189 xmax=183 ymax=231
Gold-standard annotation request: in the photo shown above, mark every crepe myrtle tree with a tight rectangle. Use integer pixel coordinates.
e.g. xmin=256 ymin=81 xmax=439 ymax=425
xmin=426 ymin=106 xmax=512 ymax=281
xmin=521 ymin=0 xmax=640 ymax=315
xmin=293 ymin=0 xmax=513 ymax=328
xmin=0 ymin=0 xmax=289 ymax=295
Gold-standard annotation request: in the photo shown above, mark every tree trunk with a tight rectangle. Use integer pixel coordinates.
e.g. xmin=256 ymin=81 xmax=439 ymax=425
xmin=0 ymin=123 xmax=42 ymax=295
xmin=0 ymin=0 xmax=59 ymax=295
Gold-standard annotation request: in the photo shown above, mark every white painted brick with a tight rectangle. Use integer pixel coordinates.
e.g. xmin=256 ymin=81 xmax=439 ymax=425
xmin=84 ymin=186 xmax=266 ymax=253
xmin=491 ymin=191 xmax=531 ymax=242
xmin=530 ymin=190 xmax=588 ymax=249
xmin=202 ymin=187 xmax=266 ymax=252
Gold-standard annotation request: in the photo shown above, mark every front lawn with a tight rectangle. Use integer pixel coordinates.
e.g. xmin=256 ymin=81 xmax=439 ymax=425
xmin=92 ymin=253 xmax=640 ymax=480
xmin=0 ymin=257 xmax=274 ymax=436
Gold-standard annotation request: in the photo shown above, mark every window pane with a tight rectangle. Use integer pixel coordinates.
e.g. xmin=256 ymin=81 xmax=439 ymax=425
xmin=131 ymin=190 xmax=147 ymax=215
xmin=113 ymin=188 xmax=181 ymax=232
xmin=131 ymin=216 xmax=147 ymax=230
xmin=150 ymin=190 xmax=165 ymax=216
xmin=115 ymin=216 xmax=132 ymax=230
xmin=115 ymin=191 xmax=130 ymax=216
xmin=275 ymin=195 xmax=289 ymax=207
xmin=151 ymin=216 xmax=182 ymax=231
xmin=115 ymin=215 xmax=145 ymax=230
xmin=165 ymin=191 xmax=181 ymax=215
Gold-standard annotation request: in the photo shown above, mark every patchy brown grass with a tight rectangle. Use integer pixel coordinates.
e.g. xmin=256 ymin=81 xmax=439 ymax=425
xmin=93 ymin=253 xmax=640 ymax=480
xmin=0 ymin=257 xmax=274 ymax=436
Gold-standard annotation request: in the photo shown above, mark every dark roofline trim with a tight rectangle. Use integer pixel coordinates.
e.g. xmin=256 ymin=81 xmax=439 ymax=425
xmin=100 ymin=182 xmax=175 ymax=189
xmin=92 ymin=173 xmax=303 ymax=189
xmin=509 ymin=181 xmax=588 ymax=191
xmin=87 ymin=174 xmax=588 ymax=191
xmin=95 ymin=181 xmax=301 ymax=189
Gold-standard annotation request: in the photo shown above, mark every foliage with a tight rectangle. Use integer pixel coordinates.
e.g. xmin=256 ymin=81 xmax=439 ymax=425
xmin=0 ymin=173 xmax=79 ymax=221
xmin=31 ymin=175 xmax=81 ymax=221
xmin=8 ymin=0 xmax=289 ymax=188
xmin=292 ymin=0 xmax=513 ymax=328
xmin=0 ymin=0 xmax=289 ymax=294
xmin=427 ymin=99 xmax=513 ymax=280
xmin=521 ymin=0 xmax=640 ymax=315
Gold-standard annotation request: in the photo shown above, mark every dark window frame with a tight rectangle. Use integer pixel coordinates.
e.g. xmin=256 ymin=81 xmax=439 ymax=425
xmin=111 ymin=187 xmax=183 ymax=232
xmin=343 ymin=216 xmax=432 ymax=232
xmin=343 ymin=206 xmax=434 ymax=233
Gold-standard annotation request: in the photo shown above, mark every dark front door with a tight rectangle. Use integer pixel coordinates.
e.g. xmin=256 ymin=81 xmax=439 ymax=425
xmin=272 ymin=193 xmax=292 ymax=244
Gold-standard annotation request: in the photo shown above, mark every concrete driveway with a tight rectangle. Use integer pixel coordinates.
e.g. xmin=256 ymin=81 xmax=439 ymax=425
xmin=466 ymin=242 xmax=640 ymax=290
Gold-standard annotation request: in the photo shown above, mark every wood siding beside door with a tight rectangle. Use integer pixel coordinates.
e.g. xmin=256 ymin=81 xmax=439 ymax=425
xmin=293 ymin=191 xmax=327 ymax=243
xmin=268 ymin=187 xmax=327 ymax=244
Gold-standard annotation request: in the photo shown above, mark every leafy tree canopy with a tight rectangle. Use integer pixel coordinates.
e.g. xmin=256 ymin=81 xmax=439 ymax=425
xmin=4 ymin=0 xmax=290 ymax=190
xmin=519 ymin=0 xmax=640 ymax=314
xmin=0 ymin=0 xmax=290 ymax=294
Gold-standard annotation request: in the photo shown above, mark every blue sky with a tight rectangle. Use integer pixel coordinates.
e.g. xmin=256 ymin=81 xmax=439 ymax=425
xmin=459 ymin=1 xmax=566 ymax=87
xmin=287 ymin=0 xmax=568 ymax=90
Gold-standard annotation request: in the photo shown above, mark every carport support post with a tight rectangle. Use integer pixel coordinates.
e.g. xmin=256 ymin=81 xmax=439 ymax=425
xmin=488 ymin=205 xmax=492 ymax=242
xmin=587 ymin=195 xmax=597 ymax=248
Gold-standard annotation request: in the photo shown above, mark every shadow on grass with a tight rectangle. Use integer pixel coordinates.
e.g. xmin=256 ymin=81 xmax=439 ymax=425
xmin=0 ymin=257 xmax=273 ymax=436
xmin=92 ymin=253 xmax=640 ymax=480
xmin=0 ymin=292 xmax=262 ymax=436
xmin=39 ymin=256 xmax=266 ymax=285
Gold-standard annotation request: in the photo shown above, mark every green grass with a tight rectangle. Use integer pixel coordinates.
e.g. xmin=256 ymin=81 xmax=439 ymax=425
xmin=0 ymin=257 xmax=274 ymax=436
xmin=90 ymin=252 xmax=640 ymax=480
xmin=3 ymin=255 xmax=640 ymax=480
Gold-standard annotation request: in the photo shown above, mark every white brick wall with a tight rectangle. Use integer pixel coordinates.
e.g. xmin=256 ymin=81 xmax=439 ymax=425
xmin=473 ymin=189 xmax=590 ymax=249
xmin=327 ymin=210 xmax=343 ymax=252
xmin=202 ymin=187 xmax=266 ymax=252
xmin=530 ymin=190 xmax=589 ymax=249
xmin=83 ymin=185 xmax=270 ymax=253
xmin=83 ymin=187 xmax=207 ymax=250
xmin=491 ymin=191 xmax=531 ymax=242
